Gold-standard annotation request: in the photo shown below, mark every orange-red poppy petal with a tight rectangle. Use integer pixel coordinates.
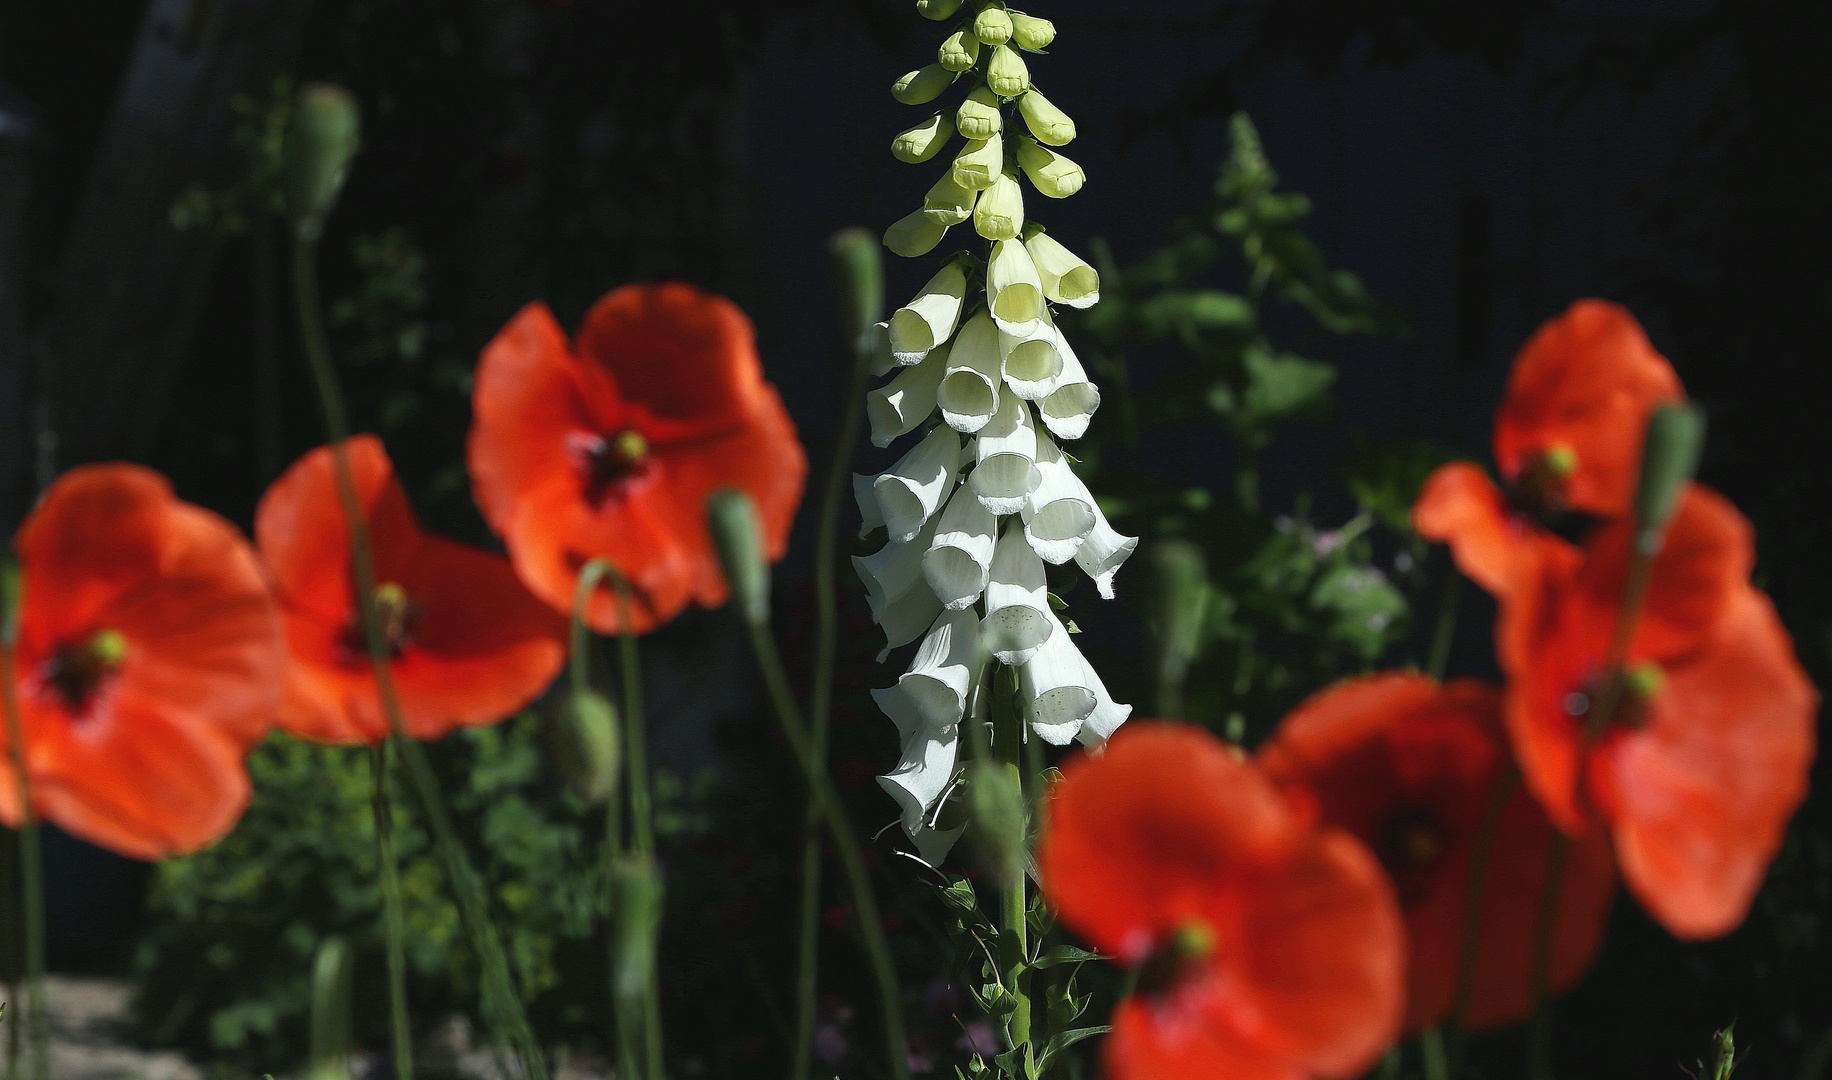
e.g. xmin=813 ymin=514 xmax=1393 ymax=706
xmin=468 ymin=302 xmax=595 ymax=541
xmin=1413 ymin=463 xmax=1540 ymax=603
xmin=1594 ymin=587 xmax=1816 ymax=940
xmin=1106 ymin=994 xmax=1308 ymax=1080
xmin=1492 ymin=300 xmax=1684 ymax=518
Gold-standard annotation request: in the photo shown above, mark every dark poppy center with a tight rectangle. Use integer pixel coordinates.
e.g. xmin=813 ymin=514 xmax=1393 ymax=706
xmin=339 ymin=582 xmax=416 ymax=665
xmin=1135 ymin=920 xmax=1215 ymax=998
xmin=1506 ymin=444 xmax=1577 ymax=524
xmin=1376 ymin=805 xmax=1449 ymax=907
xmin=42 ymin=628 xmax=128 ymax=714
xmin=1561 ymin=662 xmax=1662 ymax=732
xmin=577 ymin=428 xmax=655 ymax=509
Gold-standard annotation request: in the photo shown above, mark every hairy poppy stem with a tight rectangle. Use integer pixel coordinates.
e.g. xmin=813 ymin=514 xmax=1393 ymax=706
xmin=744 ymin=621 xmax=913 ymax=1080
xmin=611 ymin=577 xmax=665 ymax=1080
xmin=1444 ymin=763 xmax=1519 ymax=1074
xmin=370 ymin=742 xmax=413 ymax=1080
xmin=1426 ymin=564 xmax=1464 ymax=681
xmin=1526 ymin=831 xmax=1572 ymax=1080
xmin=292 ymin=236 xmax=550 ymax=1080
xmin=0 ymin=568 xmax=49 ymax=1080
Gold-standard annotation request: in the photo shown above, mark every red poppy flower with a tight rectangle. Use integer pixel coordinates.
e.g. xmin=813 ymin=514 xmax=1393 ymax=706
xmin=257 ymin=435 xmax=568 ymax=744
xmin=1 ymin=465 xmax=283 ymax=860
xmin=1495 ymin=484 xmax=1815 ymax=939
xmin=1259 ymin=673 xmax=1615 ymax=1033
xmin=1492 ymin=299 xmax=1683 ymax=521
xmin=1038 ymin=722 xmax=1403 ymax=1080
xmin=468 ymin=283 xmax=807 ymax=634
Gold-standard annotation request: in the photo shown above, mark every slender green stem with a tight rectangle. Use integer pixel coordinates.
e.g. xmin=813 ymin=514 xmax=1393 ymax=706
xmin=1 ymin=573 xmax=47 ymax=1080
xmin=745 ymin=622 xmax=912 ymax=1080
xmin=292 ymin=237 xmax=548 ymax=1080
xmin=1526 ymin=832 xmax=1572 ymax=1080
xmin=609 ymin=579 xmax=663 ymax=1080
xmin=1419 ymin=1027 xmax=1450 ymax=1080
xmin=792 ymin=290 xmax=874 ymax=1080
xmin=1444 ymin=764 xmax=1518 ymax=1076
xmin=1426 ymin=564 xmax=1463 ymax=681
xmin=371 ymin=742 xmax=413 ymax=1080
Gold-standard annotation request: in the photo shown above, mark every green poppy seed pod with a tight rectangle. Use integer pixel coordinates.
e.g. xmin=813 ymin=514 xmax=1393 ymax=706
xmin=706 ymin=488 xmax=771 ymax=625
xmin=1014 ymin=139 xmax=1083 ymax=198
xmin=1633 ymin=403 xmax=1706 ymax=555
xmin=610 ymin=854 xmax=665 ymax=1003
xmin=939 ymin=29 xmax=981 ymax=72
xmin=283 ymin=84 xmax=361 ymax=243
xmin=916 ymin=0 xmax=964 ymax=19
xmin=549 ymin=689 xmax=621 ymax=805
xmin=923 ymin=169 xmax=978 ymax=225
xmin=973 ymin=4 xmax=1013 ymax=46
xmin=892 ymin=112 xmax=956 ymax=164
xmin=1017 ymin=89 xmax=1075 ymax=145
xmin=1009 ymin=11 xmax=1056 ymax=50
xmin=884 ymin=209 xmax=949 ymax=257
xmin=893 ymin=64 xmax=954 ymax=106
xmin=951 ymin=131 xmax=1003 ymax=190
xmin=985 ymin=44 xmax=1030 ymax=97
xmin=973 ymin=169 xmax=1024 ymax=241
xmin=304 ymin=935 xmax=354 ymax=1080
xmin=955 ymin=85 xmax=1003 ymax=142
xmin=967 ymin=760 xmax=1027 ymax=890
xmin=828 ymin=226 xmax=885 ymax=356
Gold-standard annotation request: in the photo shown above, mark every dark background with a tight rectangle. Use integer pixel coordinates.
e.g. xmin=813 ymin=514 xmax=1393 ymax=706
xmin=1 ymin=0 xmax=1827 ymax=1076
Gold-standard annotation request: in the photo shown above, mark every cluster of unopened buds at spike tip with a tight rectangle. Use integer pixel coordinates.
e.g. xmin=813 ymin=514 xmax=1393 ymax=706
xmin=863 ymin=0 xmax=1134 ymax=863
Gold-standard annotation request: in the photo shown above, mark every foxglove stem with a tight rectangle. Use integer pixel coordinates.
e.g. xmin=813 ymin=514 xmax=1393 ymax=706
xmin=991 ymin=669 xmax=1035 ymax=1076
xmin=370 ymin=742 xmax=413 ymax=1080
xmin=293 ymin=236 xmax=549 ymax=1080
xmin=744 ymin=621 xmax=914 ymax=1080
xmin=0 ymin=569 xmax=48 ymax=1080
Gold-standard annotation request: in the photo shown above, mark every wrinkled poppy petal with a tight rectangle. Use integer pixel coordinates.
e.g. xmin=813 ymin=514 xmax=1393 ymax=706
xmin=1493 ymin=300 xmax=1683 ymax=518
xmin=1106 ymin=995 xmax=1306 ymax=1080
xmin=1596 ymin=588 xmax=1816 ymax=939
xmin=468 ymin=302 xmax=597 ymax=539
xmin=1413 ymin=463 xmax=1539 ymax=602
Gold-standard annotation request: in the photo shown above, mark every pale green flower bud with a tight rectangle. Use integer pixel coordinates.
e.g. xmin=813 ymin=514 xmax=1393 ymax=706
xmin=706 ymin=488 xmax=770 ymax=625
xmin=890 ymin=260 xmax=970 ymax=362
xmin=1015 ymin=138 xmax=1083 ymax=198
xmin=986 ymin=237 xmax=1046 ymax=334
xmin=973 ymin=4 xmax=1013 ymax=46
xmin=1017 ymin=89 xmax=1075 ymax=145
xmin=916 ymin=0 xmax=964 ymax=19
xmin=1634 ymin=403 xmax=1706 ymax=555
xmin=549 ymin=689 xmax=621 ymax=805
xmin=1010 ymin=12 xmax=1056 ymax=50
xmin=951 ymin=133 xmax=1003 ymax=191
xmin=611 ymin=854 xmax=664 ymax=1002
xmin=893 ymin=64 xmax=954 ymax=105
xmin=923 ymin=169 xmax=978 ymax=225
xmin=973 ymin=169 xmax=1024 ymax=241
xmin=884 ymin=208 xmax=949 ymax=257
xmin=955 ymin=86 xmax=1003 ymax=142
xmin=1025 ymin=231 xmax=1099 ymax=308
xmin=939 ymin=29 xmax=981 ymax=72
xmin=893 ymin=112 xmax=956 ymax=164
xmin=986 ymin=44 xmax=1030 ymax=97
xmin=285 ymin=84 xmax=361 ymax=243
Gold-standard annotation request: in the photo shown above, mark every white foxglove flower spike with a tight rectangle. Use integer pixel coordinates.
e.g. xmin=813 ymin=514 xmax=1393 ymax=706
xmin=874 ymin=423 xmax=961 ymax=541
xmin=969 ymin=392 xmax=1040 ymax=515
xmin=982 ymin=518 xmax=1053 ymax=665
xmin=1022 ymin=435 xmax=1096 ymax=564
xmin=889 ymin=261 xmax=969 ymax=363
xmin=900 ymin=606 xmax=983 ymax=728
xmin=936 ymin=310 xmax=1002 ymax=433
xmin=986 ymin=238 xmax=1046 ymax=336
xmin=923 ymin=480 xmax=998 ymax=611
xmin=867 ymin=343 xmax=947 ymax=447
xmin=1037 ymin=326 xmax=1101 ymax=440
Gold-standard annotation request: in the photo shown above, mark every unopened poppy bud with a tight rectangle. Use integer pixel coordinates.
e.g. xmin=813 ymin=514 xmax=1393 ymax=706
xmin=610 ymin=854 xmax=665 ymax=1002
xmin=1633 ymin=403 xmax=1706 ymax=554
xmin=884 ymin=208 xmax=949 ymax=257
xmin=939 ymin=29 xmax=981 ymax=72
xmin=550 ymin=689 xmax=621 ymax=804
xmin=1025 ymin=231 xmax=1099 ymax=307
xmin=1014 ymin=139 xmax=1083 ymax=198
xmin=951 ymin=132 xmax=1003 ymax=190
xmin=893 ymin=64 xmax=954 ymax=106
xmin=1017 ymin=89 xmax=1075 ymax=145
xmin=305 ymin=935 xmax=354 ymax=1080
xmin=916 ymin=0 xmax=963 ymax=19
xmin=707 ymin=488 xmax=770 ymax=625
xmin=284 ymin=84 xmax=361 ymax=243
xmin=923 ymin=169 xmax=978 ymax=225
xmin=1009 ymin=11 xmax=1056 ymax=50
xmin=893 ymin=112 xmax=956 ymax=164
xmin=985 ymin=44 xmax=1030 ymax=97
xmin=967 ymin=760 xmax=1026 ymax=890
xmin=827 ymin=226 xmax=884 ymax=354
xmin=973 ymin=4 xmax=1013 ymax=45
xmin=973 ymin=170 xmax=1024 ymax=241
xmin=1148 ymin=540 xmax=1208 ymax=714
xmin=954 ymin=86 xmax=1002 ymax=143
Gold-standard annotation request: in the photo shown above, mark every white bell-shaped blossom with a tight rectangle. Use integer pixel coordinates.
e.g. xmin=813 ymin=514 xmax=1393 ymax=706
xmin=1037 ymin=326 xmax=1101 ymax=440
xmin=1073 ymin=496 xmax=1138 ymax=600
xmin=1017 ymin=608 xmax=1131 ymax=745
xmin=867 ymin=343 xmax=947 ymax=447
xmin=936 ymin=311 xmax=1002 ymax=433
xmin=923 ymin=480 xmax=998 ymax=611
xmin=951 ymin=134 xmax=1002 ymax=191
xmin=981 ymin=519 xmax=1053 ymax=665
xmin=923 ymin=171 xmax=978 ymax=226
xmin=899 ymin=606 xmax=983 ymax=729
xmin=890 ymin=261 xmax=969 ymax=363
xmin=1000 ymin=317 xmax=1064 ymax=401
xmin=885 ymin=210 xmax=948 ymax=258
xmin=1026 ymin=232 xmax=1099 ymax=308
xmin=855 ymin=514 xmax=944 ymax=660
xmin=986 ymin=238 xmax=1046 ymax=337
xmin=873 ymin=423 xmax=960 ymax=541
xmin=854 ymin=472 xmax=885 ymax=536
xmin=1021 ymin=435 xmax=1096 ymax=564
xmin=866 ymin=321 xmax=897 ymax=377
xmin=969 ymin=393 xmax=1040 ymax=515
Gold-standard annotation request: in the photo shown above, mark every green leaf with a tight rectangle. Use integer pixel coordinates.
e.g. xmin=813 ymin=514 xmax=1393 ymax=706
xmin=1038 ymin=1026 xmax=1112 ymax=1074
xmin=1033 ymin=944 xmax=1105 ymax=968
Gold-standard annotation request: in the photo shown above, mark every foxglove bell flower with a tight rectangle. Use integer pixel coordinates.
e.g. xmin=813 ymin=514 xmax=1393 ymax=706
xmin=864 ymin=9 xmax=1135 ymax=860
